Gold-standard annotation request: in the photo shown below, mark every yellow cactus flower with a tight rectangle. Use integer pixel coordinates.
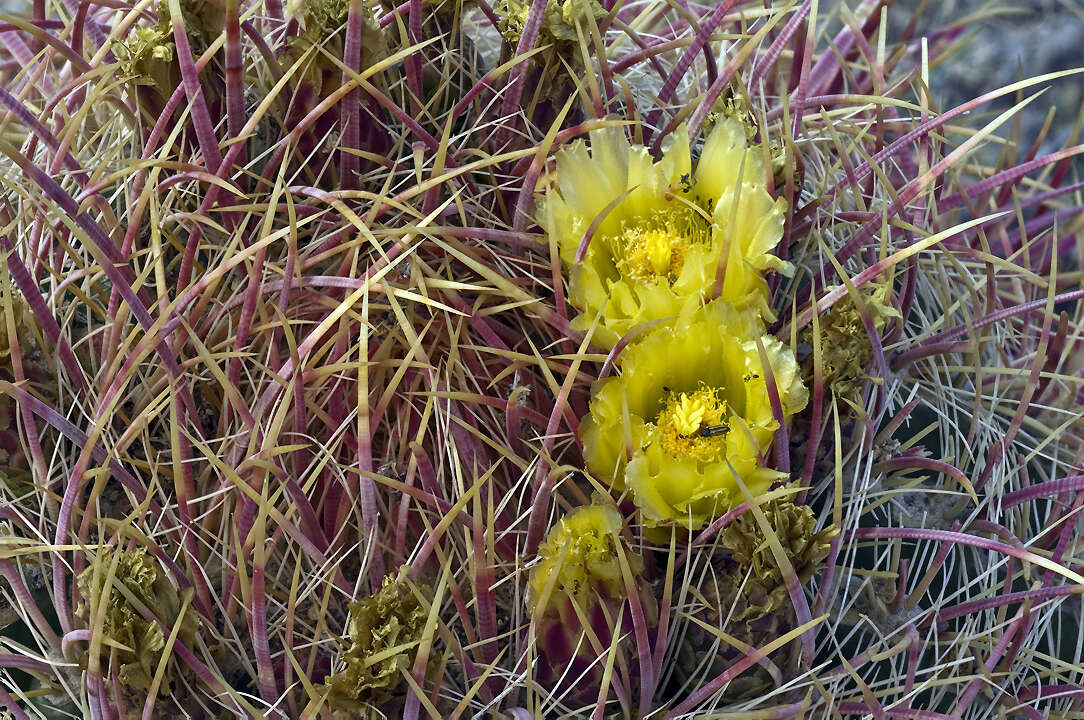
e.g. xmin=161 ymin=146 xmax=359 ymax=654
xmin=581 ymin=301 xmax=807 ymax=528
xmin=541 ymin=119 xmax=789 ymax=349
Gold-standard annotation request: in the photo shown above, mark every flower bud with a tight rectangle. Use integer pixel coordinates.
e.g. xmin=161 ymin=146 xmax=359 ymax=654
xmin=529 ymin=504 xmax=657 ymax=706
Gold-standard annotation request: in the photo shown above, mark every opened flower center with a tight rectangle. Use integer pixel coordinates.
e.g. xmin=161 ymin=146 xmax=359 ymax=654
xmin=656 ymin=386 xmax=729 ymax=463
xmin=617 ymin=227 xmax=685 ymax=280
xmin=610 ymin=205 xmax=711 ymax=282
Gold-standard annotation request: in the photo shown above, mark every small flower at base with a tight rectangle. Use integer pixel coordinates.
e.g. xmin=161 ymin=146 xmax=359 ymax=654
xmin=529 ymin=504 xmax=657 ymax=706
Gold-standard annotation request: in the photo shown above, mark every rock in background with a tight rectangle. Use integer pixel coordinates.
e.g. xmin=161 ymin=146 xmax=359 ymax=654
xmin=892 ymin=0 xmax=1082 ymax=151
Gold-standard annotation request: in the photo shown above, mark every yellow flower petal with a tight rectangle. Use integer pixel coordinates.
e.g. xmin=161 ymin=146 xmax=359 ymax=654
xmin=695 ymin=117 xmax=766 ymax=205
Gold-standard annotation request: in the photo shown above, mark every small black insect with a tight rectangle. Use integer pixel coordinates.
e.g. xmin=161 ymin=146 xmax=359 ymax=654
xmin=698 ymin=424 xmax=729 ymax=437
xmin=680 ymin=173 xmax=693 ymax=193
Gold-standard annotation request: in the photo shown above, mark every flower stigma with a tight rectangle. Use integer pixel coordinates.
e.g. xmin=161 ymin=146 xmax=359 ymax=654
xmin=610 ymin=204 xmax=711 ymax=283
xmin=657 ymin=386 xmax=730 ymax=463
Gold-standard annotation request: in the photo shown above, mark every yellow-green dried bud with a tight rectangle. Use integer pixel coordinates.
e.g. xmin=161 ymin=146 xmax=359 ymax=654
xmin=669 ymin=496 xmax=836 ymax=702
xmin=0 ymin=290 xmax=48 ymax=495
xmin=117 ymin=0 xmax=224 ymax=116
xmin=288 ymin=0 xmax=383 ymax=61
xmin=291 ymin=0 xmax=349 ymax=42
xmin=0 ymin=290 xmax=40 ymax=364
xmin=75 ymin=546 xmax=198 ymax=694
xmin=323 ymin=576 xmax=431 ymax=710
xmin=118 ymin=0 xmax=224 ymax=76
xmin=496 ymin=0 xmax=606 ymax=47
xmin=802 ymin=283 xmax=901 ymax=400
xmin=117 ymin=21 xmax=173 ymax=88
xmin=721 ymin=493 xmax=838 ymax=618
